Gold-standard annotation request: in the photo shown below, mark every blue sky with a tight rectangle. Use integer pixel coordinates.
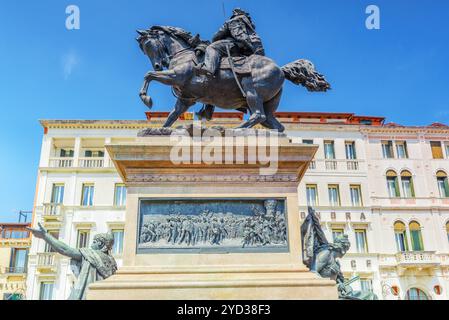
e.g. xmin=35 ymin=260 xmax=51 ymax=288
xmin=0 ymin=0 xmax=448 ymax=222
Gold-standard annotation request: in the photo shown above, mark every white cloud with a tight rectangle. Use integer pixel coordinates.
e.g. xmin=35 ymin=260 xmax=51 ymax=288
xmin=61 ymin=51 xmax=80 ymax=79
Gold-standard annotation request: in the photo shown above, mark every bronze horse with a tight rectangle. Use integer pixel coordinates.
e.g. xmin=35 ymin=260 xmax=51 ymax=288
xmin=137 ymin=26 xmax=330 ymax=132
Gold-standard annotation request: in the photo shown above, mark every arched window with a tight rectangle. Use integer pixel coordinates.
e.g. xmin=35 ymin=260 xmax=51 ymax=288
xmin=394 ymin=221 xmax=408 ymax=252
xmin=437 ymin=171 xmax=449 ymax=198
xmin=386 ymin=170 xmax=400 ymax=198
xmin=401 ymin=170 xmax=415 ymax=198
xmin=406 ymin=288 xmax=429 ymax=300
xmin=409 ymin=221 xmax=424 ymax=251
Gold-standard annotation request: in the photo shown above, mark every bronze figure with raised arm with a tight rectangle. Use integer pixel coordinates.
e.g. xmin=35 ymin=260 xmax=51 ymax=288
xmin=28 ymin=223 xmax=117 ymax=300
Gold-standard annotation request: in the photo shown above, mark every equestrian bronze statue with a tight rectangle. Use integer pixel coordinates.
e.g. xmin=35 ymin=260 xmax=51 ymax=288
xmin=136 ymin=8 xmax=330 ymax=132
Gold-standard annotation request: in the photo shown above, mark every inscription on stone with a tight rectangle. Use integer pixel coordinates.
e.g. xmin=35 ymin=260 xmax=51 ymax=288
xmin=137 ymin=199 xmax=288 ymax=253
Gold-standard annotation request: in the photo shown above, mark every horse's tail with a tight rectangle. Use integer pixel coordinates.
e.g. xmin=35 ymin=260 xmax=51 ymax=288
xmin=282 ymin=59 xmax=331 ymax=92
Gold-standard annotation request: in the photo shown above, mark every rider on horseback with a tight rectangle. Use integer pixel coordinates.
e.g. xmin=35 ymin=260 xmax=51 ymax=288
xmin=195 ymin=8 xmax=265 ymax=77
xmin=136 ymin=13 xmax=330 ymax=131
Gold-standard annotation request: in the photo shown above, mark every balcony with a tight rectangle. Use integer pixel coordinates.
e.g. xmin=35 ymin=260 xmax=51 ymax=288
xmin=37 ymin=253 xmax=57 ymax=272
xmin=325 ymin=160 xmax=338 ymax=170
xmin=42 ymin=203 xmax=64 ymax=221
xmin=0 ymin=266 xmax=27 ymax=275
xmin=49 ymin=157 xmax=73 ymax=168
xmin=0 ymin=224 xmax=31 ymax=247
xmin=379 ymin=252 xmax=441 ymax=275
xmin=307 ymin=159 xmax=364 ymax=172
xmin=47 ymin=138 xmax=114 ymax=170
xmin=47 ymin=157 xmax=113 ymax=169
xmin=308 ymin=161 xmax=316 ymax=170
xmin=79 ymin=157 xmax=104 ymax=168
xmin=346 ymin=160 xmax=359 ymax=171
xmin=395 ymin=251 xmax=439 ymax=266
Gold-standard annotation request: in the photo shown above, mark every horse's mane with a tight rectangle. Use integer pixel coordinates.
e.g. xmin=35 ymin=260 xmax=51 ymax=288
xmin=149 ymin=25 xmax=197 ymax=47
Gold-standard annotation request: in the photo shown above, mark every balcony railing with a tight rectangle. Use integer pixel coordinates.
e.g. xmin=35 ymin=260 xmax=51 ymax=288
xmin=347 ymin=160 xmax=359 ymax=170
xmin=79 ymin=157 xmax=104 ymax=168
xmin=9 ymin=267 xmax=26 ymax=274
xmin=325 ymin=160 xmax=338 ymax=170
xmin=48 ymin=157 xmax=111 ymax=168
xmin=0 ymin=266 xmax=27 ymax=274
xmin=42 ymin=203 xmax=64 ymax=219
xmin=395 ymin=251 xmax=439 ymax=267
xmin=308 ymin=161 xmax=316 ymax=170
xmin=37 ymin=253 xmax=57 ymax=270
xmin=307 ymin=159 xmax=363 ymax=172
xmin=49 ymin=157 xmax=73 ymax=168
xmin=107 ymin=159 xmax=115 ymax=168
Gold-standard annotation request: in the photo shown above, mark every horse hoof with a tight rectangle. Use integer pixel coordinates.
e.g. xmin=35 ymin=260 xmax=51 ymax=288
xmin=141 ymin=95 xmax=153 ymax=109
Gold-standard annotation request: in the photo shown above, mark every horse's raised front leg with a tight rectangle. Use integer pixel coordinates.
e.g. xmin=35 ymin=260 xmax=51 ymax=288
xmin=139 ymin=77 xmax=152 ymax=108
xmin=163 ymin=98 xmax=196 ymax=128
xmin=236 ymin=77 xmax=266 ymax=129
xmin=139 ymin=70 xmax=179 ymax=109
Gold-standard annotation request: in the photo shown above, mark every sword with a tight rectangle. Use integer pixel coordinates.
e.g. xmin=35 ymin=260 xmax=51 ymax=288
xmin=225 ymin=44 xmax=247 ymax=98
xmin=344 ymin=276 xmax=360 ymax=286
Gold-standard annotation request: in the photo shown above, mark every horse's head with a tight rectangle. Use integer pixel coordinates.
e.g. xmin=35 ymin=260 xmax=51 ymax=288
xmin=136 ymin=28 xmax=170 ymax=71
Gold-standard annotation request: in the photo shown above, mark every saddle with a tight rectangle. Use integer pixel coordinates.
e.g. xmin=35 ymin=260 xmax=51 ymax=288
xmin=219 ymin=56 xmax=251 ymax=74
xmin=193 ymin=41 xmax=251 ymax=75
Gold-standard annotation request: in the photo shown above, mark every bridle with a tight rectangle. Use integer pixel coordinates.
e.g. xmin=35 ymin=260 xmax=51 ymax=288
xmin=144 ymin=32 xmax=193 ymax=66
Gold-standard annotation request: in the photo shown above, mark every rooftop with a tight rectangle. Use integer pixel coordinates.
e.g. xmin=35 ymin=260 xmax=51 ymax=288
xmin=39 ymin=111 xmax=448 ymax=130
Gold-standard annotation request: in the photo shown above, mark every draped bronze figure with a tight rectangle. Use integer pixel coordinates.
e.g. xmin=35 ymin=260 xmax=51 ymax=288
xmin=301 ymin=207 xmax=378 ymax=300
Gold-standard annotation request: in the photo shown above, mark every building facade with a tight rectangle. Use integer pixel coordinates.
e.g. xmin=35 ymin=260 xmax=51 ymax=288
xmin=26 ymin=112 xmax=449 ymax=300
xmin=0 ymin=222 xmax=31 ymax=300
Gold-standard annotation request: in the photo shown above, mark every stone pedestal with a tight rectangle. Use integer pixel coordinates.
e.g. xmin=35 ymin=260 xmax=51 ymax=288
xmin=87 ymin=131 xmax=338 ymax=300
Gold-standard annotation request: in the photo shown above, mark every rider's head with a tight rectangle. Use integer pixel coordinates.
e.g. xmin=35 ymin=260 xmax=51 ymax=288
xmin=232 ymin=8 xmax=255 ymax=29
xmin=232 ymin=8 xmax=250 ymax=18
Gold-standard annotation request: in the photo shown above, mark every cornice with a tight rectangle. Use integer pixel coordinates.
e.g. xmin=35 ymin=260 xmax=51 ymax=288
xmin=40 ymin=119 xmax=449 ymax=138
xmin=40 ymin=120 xmax=241 ymax=131
xmin=126 ymin=172 xmax=299 ymax=184
xmin=38 ymin=167 xmax=119 ymax=174
xmin=361 ymin=126 xmax=449 ymax=136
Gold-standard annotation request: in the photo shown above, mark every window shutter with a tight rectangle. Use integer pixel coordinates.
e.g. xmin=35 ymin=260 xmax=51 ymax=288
xmin=444 ymin=178 xmax=449 ymax=197
xmin=431 ymin=142 xmax=443 ymax=159
xmin=394 ymin=178 xmax=400 ymax=197
xmin=410 ymin=178 xmax=416 ymax=197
